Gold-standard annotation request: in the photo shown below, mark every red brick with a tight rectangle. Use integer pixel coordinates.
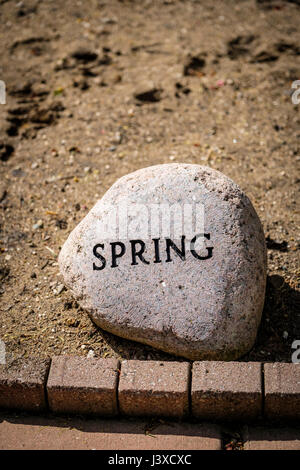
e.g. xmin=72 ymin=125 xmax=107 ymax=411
xmin=191 ymin=361 xmax=262 ymax=421
xmin=264 ymin=363 xmax=300 ymax=421
xmin=118 ymin=360 xmax=190 ymax=418
xmin=47 ymin=356 xmax=119 ymax=416
xmin=0 ymin=356 xmax=50 ymax=411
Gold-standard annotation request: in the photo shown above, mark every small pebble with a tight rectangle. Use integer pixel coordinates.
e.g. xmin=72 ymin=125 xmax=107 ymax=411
xmin=32 ymin=220 xmax=43 ymax=230
xmin=113 ymin=132 xmax=122 ymax=144
xmin=56 ymin=283 xmax=65 ymax=295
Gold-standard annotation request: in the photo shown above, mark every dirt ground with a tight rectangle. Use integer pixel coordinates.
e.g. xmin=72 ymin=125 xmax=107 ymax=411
xmin=0 ymin=0 xmax=299 ymax=363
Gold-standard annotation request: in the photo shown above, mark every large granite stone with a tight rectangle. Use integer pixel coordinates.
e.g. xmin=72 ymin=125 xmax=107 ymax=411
xmin=59 ymin=164 xmax=267 ymax=360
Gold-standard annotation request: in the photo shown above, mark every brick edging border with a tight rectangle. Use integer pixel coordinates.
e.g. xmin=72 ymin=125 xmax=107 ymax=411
xmin=0 ymin=356 xmax=299 ymax=422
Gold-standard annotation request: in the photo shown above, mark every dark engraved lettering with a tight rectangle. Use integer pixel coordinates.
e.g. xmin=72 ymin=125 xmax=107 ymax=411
xmin=130 ymin=239 xmax=150 ymax=265
xmin=110 ymin=241 xmax=126 ymax=268
xmin=93 ymin=243 xmax=106 ymax=270
xmin=153 ymin=238 xmax=162 ymax=263
xmin=166 ymin=235 xmax=186 ymax=262
xmin=92 ymin=234 xmax=213 ymax=270
xmin=190 ymin=233 xmax=213 ymax=260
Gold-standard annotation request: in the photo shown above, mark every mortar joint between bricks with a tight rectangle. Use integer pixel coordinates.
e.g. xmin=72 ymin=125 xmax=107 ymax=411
xmin=261 ymin=362 xmax=265 ymax=419
xmin=187 ymin=361 xmax=192 ymax=417
xmin=116 ymin=360 xmax=121 ymax=416
xmin=44 ymin=357 xmax=52 ymax=412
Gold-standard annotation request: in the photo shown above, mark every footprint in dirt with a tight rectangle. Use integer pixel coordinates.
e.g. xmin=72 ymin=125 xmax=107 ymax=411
xmin=56 ymin=46 xmax=111 ymax=71
xmin=10 ymin=37 xmax=52 ymax=59
xmin=227 ymin=35 xmax=291 ymax=63
xmin=174 ymin=82 xmax=191 ymax=98
xmin=55 ymin=47 xmax=113 ymax=90
xmin=8 ymin=80 xmax=49 ymax=102
xmin=245 ymin=41 xmax=299 ymax=64
xmin=0 ymin=142 xmax=14 ymax=162
xmin=6 ymin=78 xmax=63 ymax=138
xmin=227 ymin=35 xmax=256 ymax=59
xmin=250 ymin=50 xmax=279 ymax=63
xmin=8 ymin=81 xmax=33 ymax=98
xmin=71 ymin=48 xmax=98 ymax=63
xmin=134 ymin=87 xmax=163 ymax=103
xmin=256 ymin=0 xmax=300 ymax=9
xmin=5 ymin=101 xmax=65 ymax=138
xmin=183 ymin=53 xmax=206 ymax=76
xmin=275 ymin=41 xmax=300 ymax=55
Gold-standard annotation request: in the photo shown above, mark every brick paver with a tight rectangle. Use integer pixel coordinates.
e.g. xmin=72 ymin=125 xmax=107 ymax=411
xmin=191 ymin=361 xmax=262 ymax=420
xmin=0 ymin=356 xmax=50 ymax=411
xmin=47 ymin=356 xmax=119 ymax=416
xmin=264 ymin=363 xmax=300 ymax=421
xmin=118 ymin=360 xmax=190 ymax=418
xmin=1 ymin=356 xmax=299 ymax=424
